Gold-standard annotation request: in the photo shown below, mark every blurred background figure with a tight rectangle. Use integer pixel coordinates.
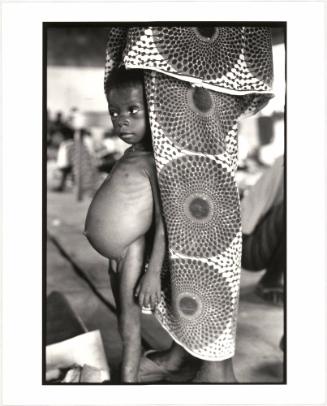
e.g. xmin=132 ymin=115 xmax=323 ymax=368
xmin=95 ymin=128 xmax=128 ymax=173
xmin=48 ymin=107 xmax=129 ymax=193
xmin=47 ymin=110 xmax=74 ymax=160
xmin=236 ymin=36 xmax=285 ymax=198
xmin=241 ymin=155 xmax=285 ymax=306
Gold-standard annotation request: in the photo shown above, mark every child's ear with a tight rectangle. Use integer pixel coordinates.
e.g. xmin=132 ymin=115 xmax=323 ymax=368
xmin=106 ymin=100 xmax=111 ymax=112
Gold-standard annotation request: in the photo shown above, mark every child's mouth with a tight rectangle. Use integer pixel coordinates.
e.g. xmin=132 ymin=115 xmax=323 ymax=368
xmin=120 ymin=132 xmax=134 ymax=138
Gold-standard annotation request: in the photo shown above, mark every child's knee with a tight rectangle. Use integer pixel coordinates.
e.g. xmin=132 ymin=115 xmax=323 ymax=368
xmin=128 ymin=237 xmax=146 ymax=264
xmin=120 ymin=291 xmax=139 ymax=309
xmin=117 ymin=238 xmax=145 ymax=269
xmin=120 ymin=313 xmax=141 ymax=341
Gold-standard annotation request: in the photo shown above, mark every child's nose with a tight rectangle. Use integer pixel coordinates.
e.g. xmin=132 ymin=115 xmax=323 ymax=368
xmin=118 ymin=117 xmax=129 ymax=127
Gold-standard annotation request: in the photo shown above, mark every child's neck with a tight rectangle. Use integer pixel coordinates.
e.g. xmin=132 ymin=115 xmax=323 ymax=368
xmin=131 ymin=143 xmax=146 ymax=152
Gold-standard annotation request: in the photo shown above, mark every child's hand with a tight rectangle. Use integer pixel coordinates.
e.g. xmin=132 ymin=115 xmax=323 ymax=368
xmin=135 ymin=271 xmax=161 ymax=309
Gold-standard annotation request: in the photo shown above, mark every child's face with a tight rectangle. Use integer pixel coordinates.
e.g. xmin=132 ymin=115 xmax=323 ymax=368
xmin=108 ymin=83 xmax=148 ymax=146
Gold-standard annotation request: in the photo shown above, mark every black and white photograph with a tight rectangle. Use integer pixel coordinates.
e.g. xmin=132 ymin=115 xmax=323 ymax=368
xmin=1 ymin=2 xmax=326 ymax=405
xmin=45 ymin=23 xmax=286 ymax=385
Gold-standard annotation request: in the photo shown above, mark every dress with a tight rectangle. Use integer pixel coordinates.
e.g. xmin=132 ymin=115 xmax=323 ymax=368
xmin=104 ymin=26 xmax=274 ymax=361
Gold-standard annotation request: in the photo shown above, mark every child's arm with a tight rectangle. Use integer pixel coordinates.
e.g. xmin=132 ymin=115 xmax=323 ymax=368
xmin=135 ymin=160 xmax=166 ymax=309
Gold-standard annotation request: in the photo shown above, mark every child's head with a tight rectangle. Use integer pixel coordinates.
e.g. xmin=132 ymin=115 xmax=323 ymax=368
xmin=105 ymin=66 xmax=152 ymax=150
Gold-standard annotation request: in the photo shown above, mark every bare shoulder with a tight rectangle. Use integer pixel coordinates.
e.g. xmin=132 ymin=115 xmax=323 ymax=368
xmin=127 ymin=151 xmax=155 ymax=169
xmin=140 ymin=153 xmax=156 ymax=177
xmin=116 ymin=151 xmax=155 ymax=178
xmin=142 ymin=153 xmax=156 ymax=167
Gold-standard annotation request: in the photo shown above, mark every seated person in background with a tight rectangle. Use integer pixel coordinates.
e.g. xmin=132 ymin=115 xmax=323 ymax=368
xmin=241 ymin=155 xmax=285 ymax=306
xmin=84 ymin=67 xmax=166 ymax=382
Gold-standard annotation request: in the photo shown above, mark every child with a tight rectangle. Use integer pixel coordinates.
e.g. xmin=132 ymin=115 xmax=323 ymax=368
xmin=84 ymin=67 xmax=166 ymax=382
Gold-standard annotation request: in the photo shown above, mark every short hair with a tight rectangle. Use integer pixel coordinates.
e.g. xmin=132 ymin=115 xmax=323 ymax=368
xmin=104 ymin=66 xmax=144 ymax=97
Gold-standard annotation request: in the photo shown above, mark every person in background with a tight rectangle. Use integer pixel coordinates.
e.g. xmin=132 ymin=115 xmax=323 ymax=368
xmin=52 ymin=108 xmax=95 ymax=193
xmin=95 ymin=129 xmax=129 ymax=173
xmin=241 ymin=155 xmax=285 ymax=306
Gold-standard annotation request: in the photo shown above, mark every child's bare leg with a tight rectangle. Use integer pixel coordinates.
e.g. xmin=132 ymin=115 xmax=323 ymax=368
xmin=117 ymin=237 xmax=145 ymax=382
xmin=108 ymin=259 xmax=120 ymax=312
xmin=192 ymin=358 xmax=237 ymax=383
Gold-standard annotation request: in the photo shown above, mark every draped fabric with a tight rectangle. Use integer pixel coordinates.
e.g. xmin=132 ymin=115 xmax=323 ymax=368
xmin=104 ymin=26 xmax=273 ymax=361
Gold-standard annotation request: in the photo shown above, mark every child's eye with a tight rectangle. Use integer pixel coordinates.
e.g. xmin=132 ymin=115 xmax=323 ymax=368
xmin=110 ymin=111 xmax=118 ymax=118
xmin=130 ymin=106 xmax=139 ymax=114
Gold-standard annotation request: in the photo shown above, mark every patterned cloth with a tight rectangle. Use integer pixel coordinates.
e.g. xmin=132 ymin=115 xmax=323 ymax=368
xmin=104 ymin=26 xmax=274 ymax=361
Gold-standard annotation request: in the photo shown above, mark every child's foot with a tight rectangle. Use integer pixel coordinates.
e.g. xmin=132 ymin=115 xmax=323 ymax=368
xmin=139 ymin=347 xmax=199 ymax=383
xmin=191 ymin=359 xmax=238 ymax=383
xmin=146 ymin=348 xmax=185 ymax=372
xmin=138 ymin=349 xmax=178 ymax=383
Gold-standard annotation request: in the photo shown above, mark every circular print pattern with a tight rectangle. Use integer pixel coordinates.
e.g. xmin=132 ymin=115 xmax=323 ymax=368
xmin=159 ymin=155 xmax=241 ymax=257
xmin=154 ymin=75 xmax=244 ymax=154
xmin=151 ymin=27 xmax=243 ymax=80
xmin=169 ymin=257 xmax=234 ymax=349
xmin=243 ymin=27 xmax=273 ymax=86
xmin=177 ymin=292 xmax=203 ymax=320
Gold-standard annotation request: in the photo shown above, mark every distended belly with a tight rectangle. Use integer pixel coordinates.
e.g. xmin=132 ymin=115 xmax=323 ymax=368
xmin=84 ymin=176 xmax=153 ymax=259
